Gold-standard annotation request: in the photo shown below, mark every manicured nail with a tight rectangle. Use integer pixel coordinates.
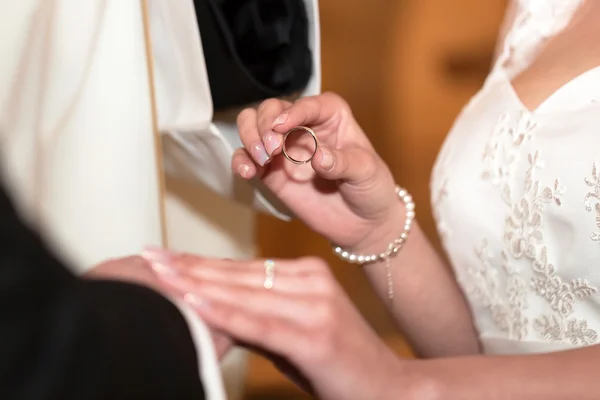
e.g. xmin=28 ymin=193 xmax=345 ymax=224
xmin=237 ymin=164 xmax=251 ymax=178
xmin=251 ymin=143 xmax=270 ymax=166
xmin=142 ymin=246 xmax=177 ymax=276
xmin=272 ymin=114 xmax=288 ymax=128
xmin=184 ymin=293 xmax=209 ymax=309
xmin=319 ymin=147 xmax=334 ymax=170
xmin=263 ymin=132 xmax=282 ymax=155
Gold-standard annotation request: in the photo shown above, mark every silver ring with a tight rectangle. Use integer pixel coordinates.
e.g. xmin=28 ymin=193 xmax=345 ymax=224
xmin=264 ymin=259 xmax=276 ymax=289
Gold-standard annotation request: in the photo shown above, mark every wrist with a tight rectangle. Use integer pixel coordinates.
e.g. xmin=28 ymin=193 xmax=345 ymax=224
xmin=353 ymin=202 xmax=408 ymax=257
xmin=332 ymin=185 xmax=415 ymax=266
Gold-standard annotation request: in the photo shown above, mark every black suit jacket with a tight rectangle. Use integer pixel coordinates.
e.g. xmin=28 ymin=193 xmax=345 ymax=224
xmin=0 ymin=186 xmax=206 ymax=399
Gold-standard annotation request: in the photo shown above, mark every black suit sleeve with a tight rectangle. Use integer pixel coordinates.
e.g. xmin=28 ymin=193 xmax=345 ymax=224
xmin=0 ymin=186 xmax=206 ymax=400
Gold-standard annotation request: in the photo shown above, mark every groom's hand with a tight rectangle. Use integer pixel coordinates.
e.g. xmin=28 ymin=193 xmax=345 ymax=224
xmin=86 ymin=256 xmax=234 ymax=360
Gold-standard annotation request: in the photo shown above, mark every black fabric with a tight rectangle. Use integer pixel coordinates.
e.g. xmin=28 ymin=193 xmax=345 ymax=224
xmin=0 ymin=186 xmax=206 ymax=399
xmin=194 ymin=0 xmax=313 ymax=110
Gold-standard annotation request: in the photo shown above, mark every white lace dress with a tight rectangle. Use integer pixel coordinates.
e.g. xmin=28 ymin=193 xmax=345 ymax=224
xmin=430 ymin=0 xmax=600 ymax=354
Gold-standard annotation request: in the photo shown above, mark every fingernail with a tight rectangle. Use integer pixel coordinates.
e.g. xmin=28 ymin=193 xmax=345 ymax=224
xmin=264 ymin=132 xmax=282 ymax=155
xmin=184 ymin=293 xmax=209 ymax=309
xmin=272 ymin=114 xmax=288 ymax=128
xmin=251 ymin=143 xmax=270 ymax=166
xmin=237 ymin=164 xmax=251 ymax=178
xmin=142 ymin=246 xmax=177 ymax=276
xmin=319 ymin=147 xmax=334 ymax=170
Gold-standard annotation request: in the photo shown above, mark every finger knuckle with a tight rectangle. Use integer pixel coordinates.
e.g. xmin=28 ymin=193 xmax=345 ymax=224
xmin=322 ymin=91 xmax=350 ymax=109
xmin=297 ymin=256 xmax=337 ymax=293
xmin=294 ymin=96 xmax=320 ymax=113
xmin=361 ymin=153 xmax=379 ymax=181
xmin=236 ymin=107 xmax=256 ymax=127
xmin=257 ymin=98 xmax=281 ymax=114
xmin=232 ymin=147 xmax=247 ymax=158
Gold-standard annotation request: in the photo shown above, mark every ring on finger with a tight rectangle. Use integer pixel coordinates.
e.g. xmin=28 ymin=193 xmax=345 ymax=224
xmin=263 ymin=259 xmax=276 ymax=289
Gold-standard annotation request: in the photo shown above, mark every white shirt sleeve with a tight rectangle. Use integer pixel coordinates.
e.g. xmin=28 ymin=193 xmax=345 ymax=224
xmin=169 ymin=298 xmax=227 ymax=400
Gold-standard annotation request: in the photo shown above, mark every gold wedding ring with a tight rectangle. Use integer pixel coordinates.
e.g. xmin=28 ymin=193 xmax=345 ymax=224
xmin=282 ymin=126 xmax=319 ymax=165
xmin=263 ymin=259 xmax=276 ymax=289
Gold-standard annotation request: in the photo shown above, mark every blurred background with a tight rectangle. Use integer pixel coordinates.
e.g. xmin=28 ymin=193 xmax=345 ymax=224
xmin=244 ymin=0 xmax=507 ymax=398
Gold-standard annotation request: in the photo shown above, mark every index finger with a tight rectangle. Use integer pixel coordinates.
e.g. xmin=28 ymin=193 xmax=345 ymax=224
xmin=271 ymin=92 xmax=350 ymax=134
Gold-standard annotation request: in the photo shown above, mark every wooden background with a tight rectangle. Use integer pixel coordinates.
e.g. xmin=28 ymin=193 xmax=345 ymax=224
xmin=245 ymin=1 xmax=507 ymax=398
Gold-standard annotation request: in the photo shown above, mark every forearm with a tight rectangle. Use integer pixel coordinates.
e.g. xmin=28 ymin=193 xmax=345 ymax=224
xmin=402 ymin=345 xmax=600 ymax=400
xmin=356 ymin=204 xmax=479 ymax=357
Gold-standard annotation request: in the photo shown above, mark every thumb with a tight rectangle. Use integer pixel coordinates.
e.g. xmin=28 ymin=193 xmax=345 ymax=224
xmin=311 ymin=145 xmax=378 ymax=185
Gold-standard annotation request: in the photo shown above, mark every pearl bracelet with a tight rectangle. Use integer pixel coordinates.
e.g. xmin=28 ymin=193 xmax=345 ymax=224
xmin=332 ymin=185 xmax=415 ymax=301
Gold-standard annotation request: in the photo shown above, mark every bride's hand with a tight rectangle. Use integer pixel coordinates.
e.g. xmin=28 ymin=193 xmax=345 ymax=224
xmin=150 ymin=252 xmax=407 ymax=400
xmin=233 ymin=93 xmax=402 ymax=251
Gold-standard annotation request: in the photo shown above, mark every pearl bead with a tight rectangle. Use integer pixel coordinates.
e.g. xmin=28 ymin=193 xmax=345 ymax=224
xmin=332 ymin=185 xmax=414 ymax=266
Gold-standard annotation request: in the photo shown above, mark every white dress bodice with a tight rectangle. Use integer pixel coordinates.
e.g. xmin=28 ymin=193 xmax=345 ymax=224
xmin=430 ymin=0 xmax=600 ymax=354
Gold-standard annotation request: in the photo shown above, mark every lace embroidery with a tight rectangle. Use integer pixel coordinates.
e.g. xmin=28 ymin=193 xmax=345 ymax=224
xmin=584 ymin=162 xmax=600 ymax=243
xmin=471 ymin=240 xmax=529 ymax=339
xmin=534 ymin=317 xmax=597 ymax=345
xmin=476 ymin=110 xmax=598 ymax=344
xmin=504 ymin=153 xmax=563 ymax=259
xmin=506 ymin=151 xmax=597 ymax=344
xmin=482 ymin=112 xmax=536 ymax=202
xmin=472 ymin=112 xmax=536 ymax=340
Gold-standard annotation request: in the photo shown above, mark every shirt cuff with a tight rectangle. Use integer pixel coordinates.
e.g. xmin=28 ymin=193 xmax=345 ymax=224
xmin=169 ymin=297 xmax=227 ymax=400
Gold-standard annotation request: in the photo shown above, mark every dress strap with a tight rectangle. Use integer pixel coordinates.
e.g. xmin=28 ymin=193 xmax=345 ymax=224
xmin=491 ymin=0 xmax=584 ymax=78
xmin=490 ymin=7 xmax=529 ymax=76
